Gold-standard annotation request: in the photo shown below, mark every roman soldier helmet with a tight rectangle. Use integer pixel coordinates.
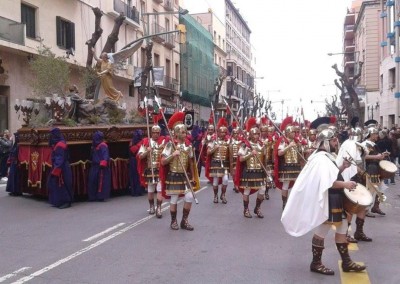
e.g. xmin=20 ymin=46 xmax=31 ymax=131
xmin=349 ymin=117 xmax=363 ymax=142
xmin=217 ymin=117 xmax=228 ymax=132
xmin=310 ymin=116 xmax=337 ymax=145
xmin=364 ymin=119 xmax=378 ymax=139
xmin=168 ymin=111 xmax=186 ymax=134
xmin=280 ymin=116 xmax=294 ymax=133
xmin=231 ymin=120 xmax=240 ymax=135
xmin=260 ymin=117 xmax=269 ymax=132
xmin=246 ymin=117 xmax=259 ymax=135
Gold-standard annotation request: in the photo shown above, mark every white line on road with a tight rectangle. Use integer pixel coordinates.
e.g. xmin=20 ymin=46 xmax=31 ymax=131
xmin=0 ymin=267 xmax=31 ymax=283
xmin=11 ymin=186 xmax=207 ymax=284
xmin=82 ymin=222 xmax=126 ymax=242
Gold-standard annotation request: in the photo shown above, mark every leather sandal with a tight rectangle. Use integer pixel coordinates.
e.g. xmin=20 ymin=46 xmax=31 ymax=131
xmin=149 ymin=205 xmax=155 ymax=215
xmin=156 ymin=206 xmax=162 ymax=218
xmin=220 ymin=194 xmax=227 ymax=204
xmin=265 ymin=193 xmax=270 ymax=200
xmin=342 ymin=261 xmax=366 ymax=272
xmin=213 ymin=195 xmax=218 ymax=203
xmin=244 ymin=208 xmax=252 ymax=218
xmin=346 ymin=235 xmax=358 ymax=243
xmin=371 ymin=208 xmax=386 ymax=215
xmin=254 ymin=207 xmax=264 ymax=218
xmin=310 ymin=263 xmax=335 ymax=275
xmin=170 ymin=220 xmax=179 ymax=230
xmin=180 ymin=219 xmax=194 ymax=231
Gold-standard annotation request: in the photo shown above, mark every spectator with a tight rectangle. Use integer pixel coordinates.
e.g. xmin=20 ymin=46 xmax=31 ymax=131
xmin=0 ymin=129 xmax=13 ymax=181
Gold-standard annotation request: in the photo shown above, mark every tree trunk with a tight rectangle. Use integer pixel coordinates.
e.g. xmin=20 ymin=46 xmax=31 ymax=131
xmin=85 ymin=7 xmax=103 ymax=68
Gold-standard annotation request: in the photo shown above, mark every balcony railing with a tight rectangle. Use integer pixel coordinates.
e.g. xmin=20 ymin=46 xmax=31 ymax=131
xmin=151 ymin=23 xmax=166 ymax=43
xmin=164 ymin=33 xmax=175 ymax=48
xmin=160 ymin=75 xmax=179 ymax=92
xmin=0 ymin=16 xmax=24 ymax=45
xmin=113 ymin=0 xmax=140 ymax=23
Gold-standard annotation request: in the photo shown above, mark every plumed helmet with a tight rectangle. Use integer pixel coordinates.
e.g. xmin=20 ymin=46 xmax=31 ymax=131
xmin=168 ymin=111 xmax=186 ymax=134
xmin=280 ymin=116 xmax=294 ymax=133
xmin=364 ymin=119 xmax=378 ymax=139
xmin=217 ymin=117 xmax=228 ymax=132
xmin=316 ymin=128 xmax=335 ymax=144
xmin=246 ymin=117 xmax=259 ymax=134
xmin=151 ymin=125 xmax=161 ymax=132
xmin=310 ymin=116 xmax=337 ymax=132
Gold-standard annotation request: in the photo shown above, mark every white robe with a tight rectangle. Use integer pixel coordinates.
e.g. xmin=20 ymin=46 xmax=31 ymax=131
xmin=336 ymin=139 xmax=361 ymax=182
xmin=281 ymin=151 xmax=339 ymax=237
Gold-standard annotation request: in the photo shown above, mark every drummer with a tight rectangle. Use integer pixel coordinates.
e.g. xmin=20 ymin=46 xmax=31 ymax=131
xmin=336 ymin=120 xmax=373 ymax=243
xmin=362 ymin=120 xmax=390 ymax=217
xmin=376 ymin=129 xmax=395 ymax=185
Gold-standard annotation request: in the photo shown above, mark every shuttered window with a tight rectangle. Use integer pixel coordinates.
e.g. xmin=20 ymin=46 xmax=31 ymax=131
xmin=21 ymin=4 xmax=36 ymax=38
xmin=56 ymin=16 xmax=75 ymax=50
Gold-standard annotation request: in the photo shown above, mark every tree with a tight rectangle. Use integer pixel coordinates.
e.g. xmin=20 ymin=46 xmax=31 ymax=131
xmin=30 ymin=45 xmax=70 ymax=97
xmin=324 ymin=95 xmax=341 ymax=118
xmin=331 ymin=61 xmax=364 ymax=125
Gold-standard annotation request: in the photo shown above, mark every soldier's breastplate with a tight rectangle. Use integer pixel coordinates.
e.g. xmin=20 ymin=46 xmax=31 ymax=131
xmin=147 ymin=145 xmax=163 ymax=168
xmin=231 ymin=142 xmax=240 ymax=158
xmin=170 ymin=144 xmax=190 ymax=173
xmin=284 ymin=146 xmax=299 ymax=164
xmin=213 ymin=141 xmax=229 ymax=161
xmin=246 ymin=144 xmax=264 ymax=169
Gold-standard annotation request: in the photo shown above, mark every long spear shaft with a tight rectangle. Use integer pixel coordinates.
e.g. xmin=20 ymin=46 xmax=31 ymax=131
xmin=210 ymin=102 xmax=224 ymax=168
xmin=154 ymin=97 xmax=199 ymax=204
xmin=144 ymin=96 xmax=156 ymax=184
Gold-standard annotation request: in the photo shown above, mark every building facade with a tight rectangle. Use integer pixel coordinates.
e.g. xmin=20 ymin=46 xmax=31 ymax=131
xmin=0 ymin=0 xmax=183 ymax=134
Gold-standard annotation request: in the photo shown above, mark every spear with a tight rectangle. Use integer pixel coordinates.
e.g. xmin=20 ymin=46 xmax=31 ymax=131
xmin=154 ymin=96 xmax=199 ymax=204
xmin=144 ymin=96 xmax=156 ymax=184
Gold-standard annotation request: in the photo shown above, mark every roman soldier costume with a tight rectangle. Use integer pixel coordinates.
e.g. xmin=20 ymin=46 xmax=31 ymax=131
xmin=274 ymin=116 xmax=302 ymax=209
xmin=235 ymin=117 xmax=267 ymax=218
xmin=260 ymin=117 xmax=276 ymax=200
xmin=138 ymin=125 xmax=166 ymax=218
xmin=161 ymin=111 xmax=198 ymax=231
xmin=206 ymin=117 xmax=230 ymax=204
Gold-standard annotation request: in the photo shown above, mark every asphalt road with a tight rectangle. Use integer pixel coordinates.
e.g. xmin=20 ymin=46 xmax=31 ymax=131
xmin=1 ymin=173 xmax=399 ymax=284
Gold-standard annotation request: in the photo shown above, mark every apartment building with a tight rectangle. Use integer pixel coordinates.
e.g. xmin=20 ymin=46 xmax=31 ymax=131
xmin=353 ymin=1 xmax=381 ymax=122
xmin=0 ymin=0 xmax=182 ymax=134
xmin=378 ymin=0 xmax=400 ymax=127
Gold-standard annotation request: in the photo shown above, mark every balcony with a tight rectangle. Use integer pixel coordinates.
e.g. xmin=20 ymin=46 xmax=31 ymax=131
xmin=344 ymin=24 xmax=354 ymax=40
xmin=108 ymin=0 xmax=140 ymax=29
xmin=159 ymin=75 xmax=179 ymax=93
xmin=344 ymin=12 xmax=355 ymax=25
xmin=151 ymin=23 xmax=166 ymax=43
xmin=164 ymin=0 xmax=174 ymax=11
xmin=0 ymin=16 xmax=25 ymax=45
xmin=164 ymin=33 xmax=175 ymax=49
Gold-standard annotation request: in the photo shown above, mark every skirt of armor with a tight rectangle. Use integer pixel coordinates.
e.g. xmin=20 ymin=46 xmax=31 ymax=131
xmin=366 ymin=163 xmax=380 ymax=184
xmin=325 ymin=189 xmax=345 ymax=224
xmin=144 ymin=168 xmax=160 ymax=184
xmin=209 ymin=160 xmax=230 ymax=177
xmin=278 ymin=163 xmax=301 ymax=181
xmin=165 ymin=172 xmax=186 ymax=195
xmin=240 ymin=168 xmax=266 ymax=189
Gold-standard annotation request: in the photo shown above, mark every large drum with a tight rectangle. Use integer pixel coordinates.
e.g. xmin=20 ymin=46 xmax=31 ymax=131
xmin=343 ymin=183 xmax=373 ymax=214
xmin=379 ymin=160 xmax=398 ymax=179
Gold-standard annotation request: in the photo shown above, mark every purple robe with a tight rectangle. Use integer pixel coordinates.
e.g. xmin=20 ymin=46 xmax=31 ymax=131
xmin=6 ymin=133 xmax=21 ymax=196
xmin=88 ymin=131 xmax=111 ymax=201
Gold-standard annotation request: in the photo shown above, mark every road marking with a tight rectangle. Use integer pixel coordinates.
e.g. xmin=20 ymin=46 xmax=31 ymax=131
xmin=339 ymin=261 xmax=370 ymax=284
xmin=348 ymin=243 xmax=358 ymax=251
xmin=11 ymin=186 xmax=207 ymax=284
xmin=0 ymin=267 xmax=31 ymax=283
xmin=82 ymin=223 xmax=126 ymax=242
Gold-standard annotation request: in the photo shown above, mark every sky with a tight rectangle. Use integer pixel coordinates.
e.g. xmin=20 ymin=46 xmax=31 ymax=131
xmin=183 ymin=0 xmax=353 ymax=121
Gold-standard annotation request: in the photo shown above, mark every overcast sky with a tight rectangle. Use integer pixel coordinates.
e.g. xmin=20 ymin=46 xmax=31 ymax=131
xmin=184 ymin=0 xmax=352 ymax=121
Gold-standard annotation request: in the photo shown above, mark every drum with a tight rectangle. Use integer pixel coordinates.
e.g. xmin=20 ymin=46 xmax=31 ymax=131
xmin=343 ymin=183 xmax=373 ymax=214
xmin=379 ymin=160 xmax=398 ymax=179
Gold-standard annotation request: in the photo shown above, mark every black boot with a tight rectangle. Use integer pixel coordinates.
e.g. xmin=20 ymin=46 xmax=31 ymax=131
xmin=180 ymin=208 xmax=194 ymax=231
xmin=220 ymin=186 xmax=227 ymax=204
xmin=282 ymin=195 xmax=288 ymax=210
xmin=336 ymin=243 xmax=366 ymax=272
xmin=310 ymin=237 xmax=334 ymax=275
xmin=243 ymin=200 xmax=252 ymax=218
xmin=253 ymin=197 xmax=264 ymax=218
xmin=213 ymin=187 xmax=218 ymax=203
xmin=265 ymin=188 xmax=270 ymax=200
xmin=148 ymin=199 xmax=155 ymax=215
xmin=170 ymin=211 xmax=178 ymax=230
xmin=354 ymin=217 xmax=372 ymax=242
xmin=371 ymin=195 xmax=385 ymax=215
xmin=156 ymin=199 xmax=162 ymax=218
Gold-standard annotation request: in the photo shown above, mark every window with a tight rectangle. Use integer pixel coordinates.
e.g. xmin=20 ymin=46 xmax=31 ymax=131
xmin=154 ymin=53 xmax=160 ymax=67
xmin=56 ymin=16 xmax=75 ymax=50
xmin=21 ymin=4 xmax=36 ymax=38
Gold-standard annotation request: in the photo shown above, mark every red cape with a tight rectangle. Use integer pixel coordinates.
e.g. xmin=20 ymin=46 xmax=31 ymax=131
xmin=136 ymin=136 xmax=166 ymax=187
xmin=273 ymin=136 xmax=295 ymax=190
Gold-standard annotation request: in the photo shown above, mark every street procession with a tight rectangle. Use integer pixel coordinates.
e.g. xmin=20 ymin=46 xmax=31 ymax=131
xmin=1 ymin=0 xmax=400 ymax=283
